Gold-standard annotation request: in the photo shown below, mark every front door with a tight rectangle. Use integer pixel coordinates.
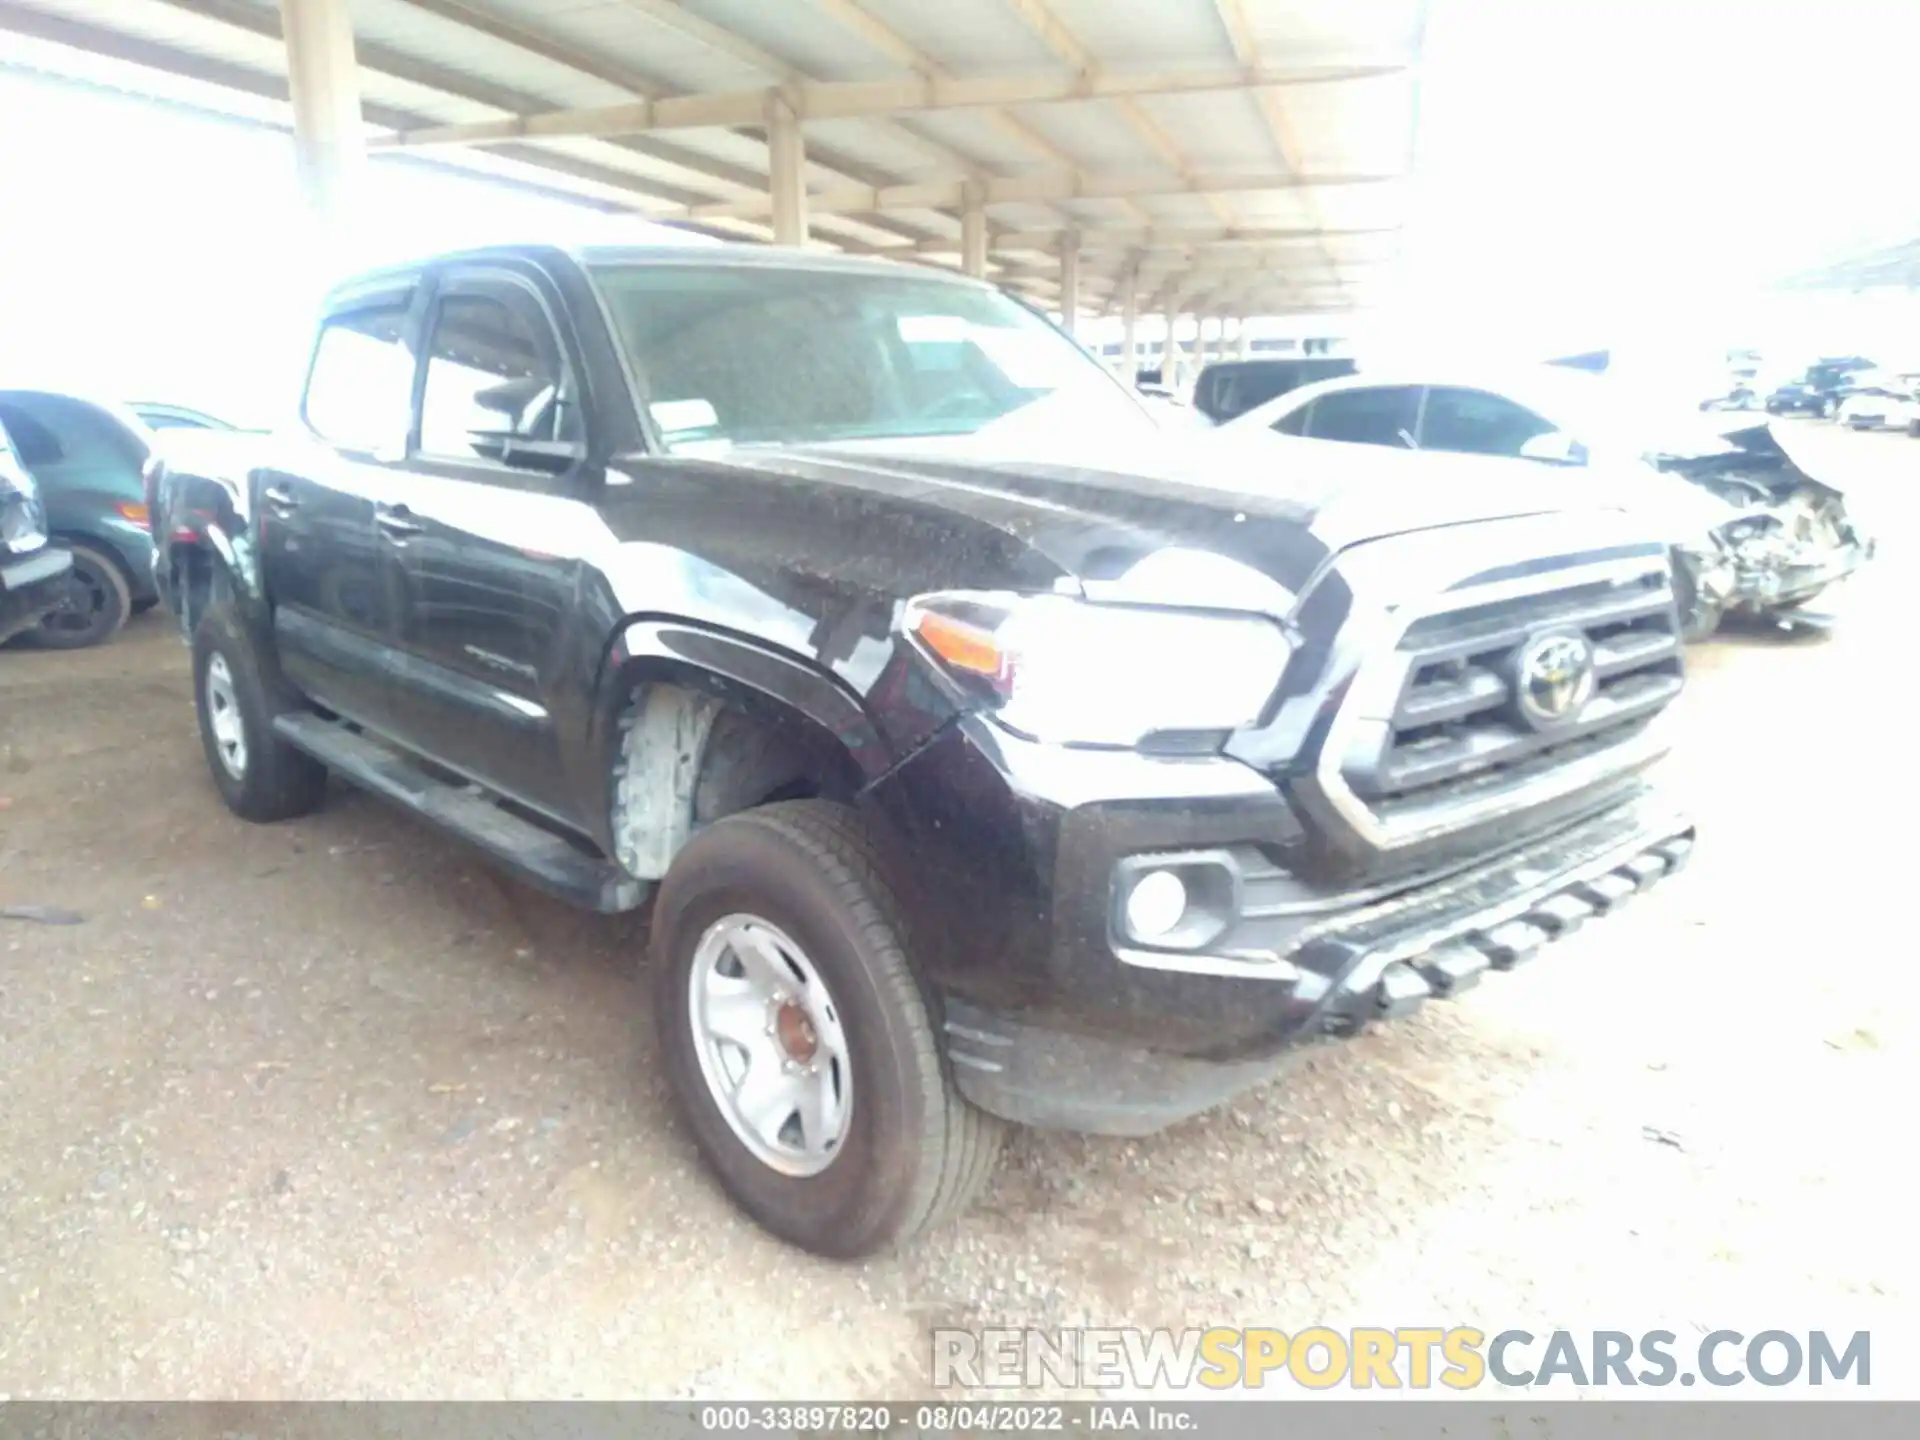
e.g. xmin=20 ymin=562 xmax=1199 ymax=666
xmin=378 ymin=267 xmax=596 ymax=823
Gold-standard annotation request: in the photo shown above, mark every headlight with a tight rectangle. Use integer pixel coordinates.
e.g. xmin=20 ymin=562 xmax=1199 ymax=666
xmin=903 ymin=590 xmax=1291 ymax=748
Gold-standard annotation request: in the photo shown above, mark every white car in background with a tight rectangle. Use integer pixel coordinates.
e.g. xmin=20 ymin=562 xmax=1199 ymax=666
xmin=1223 ymin=365 xmax=1875 ymax=639
xmin=1834 ymin=374 xmax=1920 ymax=434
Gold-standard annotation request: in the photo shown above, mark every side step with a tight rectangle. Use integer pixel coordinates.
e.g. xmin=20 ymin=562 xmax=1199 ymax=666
xmin=272 ymin=714 xmax=648 ymax=914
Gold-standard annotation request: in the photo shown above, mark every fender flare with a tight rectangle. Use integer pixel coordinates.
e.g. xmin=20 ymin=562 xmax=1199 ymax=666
xmin=581 ymin=617 xmax=895 ymax=854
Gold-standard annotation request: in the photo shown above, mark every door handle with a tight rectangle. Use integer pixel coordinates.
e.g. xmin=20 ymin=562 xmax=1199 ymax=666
xmin=262 ymin=483 xmax=298 ymax=514
xmin=374 ymin=504 xmax=425 ymax=540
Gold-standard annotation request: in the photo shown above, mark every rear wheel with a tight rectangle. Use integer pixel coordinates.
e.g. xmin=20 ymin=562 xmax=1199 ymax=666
xmin=191 ymin=603 xmax=327 ymax=821
xmin=20 ymin=542 xmax=130 ymax=649
xmin=651 ymin=800 xmax=1005 ymax=1257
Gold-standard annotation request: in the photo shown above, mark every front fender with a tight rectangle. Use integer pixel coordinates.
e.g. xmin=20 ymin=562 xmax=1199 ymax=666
xmin=577 ymin=617 xmax=896 ymax=854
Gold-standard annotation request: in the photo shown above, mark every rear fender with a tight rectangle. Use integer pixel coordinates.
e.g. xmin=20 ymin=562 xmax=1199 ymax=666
xmin=156 ymin=461 xmax=270 ymax=644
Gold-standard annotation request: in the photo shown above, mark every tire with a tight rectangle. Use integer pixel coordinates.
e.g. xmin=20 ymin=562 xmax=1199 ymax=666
xmin=1907 ymin=419 xmax=1920 ymax=439
xmin=651 ymin=799 xmax=1005 ymax=1257
xmin=18 ymin=542 xmax=131 ymax=649
xmin=190 ymin=603 xmax=328 ymax=822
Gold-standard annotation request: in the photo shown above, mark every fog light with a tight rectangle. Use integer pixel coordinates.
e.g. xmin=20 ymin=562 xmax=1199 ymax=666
xmin=1124 ymin=869 xmax=1189 ymax=942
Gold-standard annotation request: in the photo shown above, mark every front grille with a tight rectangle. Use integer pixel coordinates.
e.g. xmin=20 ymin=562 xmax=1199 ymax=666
xmin=1349 ymin=568 xmax=1683 ymax=811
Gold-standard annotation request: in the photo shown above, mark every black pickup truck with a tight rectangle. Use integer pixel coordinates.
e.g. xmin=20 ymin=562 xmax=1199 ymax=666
xmin=151 ymin=244 xmax=1696 ymax=1257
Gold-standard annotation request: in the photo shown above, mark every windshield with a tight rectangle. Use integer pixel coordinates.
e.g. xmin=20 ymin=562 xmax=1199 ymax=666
xmin=589 ymin=262 xmax=1151 ymax=452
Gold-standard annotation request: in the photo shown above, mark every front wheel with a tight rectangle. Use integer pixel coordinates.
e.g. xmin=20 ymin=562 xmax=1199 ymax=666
xmin=650 ymin=800 xmax=1005 ymax=1257
xmin=191 ymin=604 xmax=328 ymax=822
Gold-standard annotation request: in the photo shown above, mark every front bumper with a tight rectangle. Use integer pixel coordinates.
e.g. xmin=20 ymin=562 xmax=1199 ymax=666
xmin=917 ymin=744 xmax=1697 ymax=1136
xmin=0 ymin=544 xmax=74 ymax=643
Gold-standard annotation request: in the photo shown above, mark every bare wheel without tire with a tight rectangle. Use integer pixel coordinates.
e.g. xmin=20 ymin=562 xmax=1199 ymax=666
xmin=651 ymin=799 xmax=1005 ymax=1257
xmin=191 ymin=603 xmax=328 ymax=822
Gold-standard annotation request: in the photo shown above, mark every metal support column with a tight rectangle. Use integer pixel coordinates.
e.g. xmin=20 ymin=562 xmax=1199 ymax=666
xmin=279 ymin=0 xmax=365 ymax=222
xmin=961 ymin=182 xmax=988 ymax=278
xmin=1161 ymin=310 xmax=1179 ymax=387
xmin=766 ymin=92 xmax=808 ymax=246
xmin=1059 ymin=231 xmax=1081 ymax=336
xmin=1118 ymin=270 xmax=1139 ymax=382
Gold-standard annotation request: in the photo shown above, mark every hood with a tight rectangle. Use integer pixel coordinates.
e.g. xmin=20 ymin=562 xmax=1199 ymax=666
xmin=1649 ymin=419 xmax=1841 ymax=502
xmin=611 ymin=423 xmax=1651 ymax=608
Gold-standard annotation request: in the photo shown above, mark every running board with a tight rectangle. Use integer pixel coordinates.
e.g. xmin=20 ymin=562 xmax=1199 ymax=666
xmin=272 ymin=713 xmax=647 ymax=914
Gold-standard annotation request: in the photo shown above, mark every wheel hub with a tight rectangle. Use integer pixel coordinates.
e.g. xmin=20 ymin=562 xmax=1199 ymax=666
xmin=775 ymin=1000 xmax=819 ymax=1064
xmin=687 ymin=914 xmax=853 ymax=1177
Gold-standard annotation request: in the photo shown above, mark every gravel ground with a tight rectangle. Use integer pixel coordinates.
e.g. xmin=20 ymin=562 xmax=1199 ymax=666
xmin=1 ymin=422 xmax=1914 ymax=1400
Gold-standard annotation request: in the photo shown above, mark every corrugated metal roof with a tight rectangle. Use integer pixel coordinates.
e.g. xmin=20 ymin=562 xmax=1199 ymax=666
xmin=0 ymin=0 xmax=1430 ymax=317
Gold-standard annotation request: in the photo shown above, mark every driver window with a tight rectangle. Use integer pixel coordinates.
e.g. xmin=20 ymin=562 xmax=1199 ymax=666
xmin=420 ymin=286 xmax=576 ymax=466
xmin=1419 ymin=387 xmax=1559 ymax=457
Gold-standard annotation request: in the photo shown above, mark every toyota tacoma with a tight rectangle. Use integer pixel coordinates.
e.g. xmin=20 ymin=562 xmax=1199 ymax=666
xmin=152 ymin=245 xmax=1696 ymax=1257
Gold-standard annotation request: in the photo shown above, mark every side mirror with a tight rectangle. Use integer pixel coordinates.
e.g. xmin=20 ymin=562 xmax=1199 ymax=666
xmin=1519 ymin=431 xmax=1588 ymax=466
xmin=502 ymin=437 xmax=587 ymax=476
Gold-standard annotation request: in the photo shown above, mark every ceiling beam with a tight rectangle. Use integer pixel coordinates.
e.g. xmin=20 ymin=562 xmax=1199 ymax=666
xmin=803 ymin=0 xmax=1121 ymax=223
xmin=843 ymin=224 xmax=1397 ymax=256
xmin=139 ymin=0 xmax=943 ymax=249
xmin=1211 ymin=0 xmax=1347 ymax=293
xmin=999 ymin=0 xmax=1237 ymax=228
xmin=369 ymin=64 xmax=1404 ymax=147
xmin=397 ymin=0 xmax=942 ymax=240
xmin=682 ymin=169 xmax=1392 ymax=220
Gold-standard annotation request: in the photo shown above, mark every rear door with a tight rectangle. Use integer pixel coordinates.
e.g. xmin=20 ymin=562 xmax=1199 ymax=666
xmin=263 ymin=283 xmax=422 ymax=732
xmin=376 ymin=264 xmax=595 ymax=820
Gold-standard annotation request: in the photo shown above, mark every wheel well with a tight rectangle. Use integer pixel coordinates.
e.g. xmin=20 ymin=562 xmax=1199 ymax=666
xmin=166 ymin=543 xmax=218 ymax=635
xmin=610 ymin=672 xmax=867 ymax=880
xmin=50 ymin=530 xmax=133 ymax=584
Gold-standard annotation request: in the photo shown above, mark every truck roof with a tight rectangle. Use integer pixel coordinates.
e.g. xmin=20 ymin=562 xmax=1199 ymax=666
xmin=325 ymin=240 xmax=990 ymax=306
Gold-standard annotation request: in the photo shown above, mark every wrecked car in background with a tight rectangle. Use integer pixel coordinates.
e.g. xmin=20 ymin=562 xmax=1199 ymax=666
xmin=1222 ymin=365 xmax=1875 ymax=639
xmin=1 ymin=415 xmax=74 ymax=646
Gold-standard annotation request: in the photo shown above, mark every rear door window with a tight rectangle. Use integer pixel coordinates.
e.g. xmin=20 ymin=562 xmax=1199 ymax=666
xmin=1419 ymin=387 xmax=1560 ymax=457
xmin=0 ymin=404 xmax=64 ymax=467
xmin=1302 ymin=386 xmax=1421 ymax=446
xmin=303 ymin=300 xmax=417 ymax=456
xmin=1270 ymin=402 xmax=1311 ymax=437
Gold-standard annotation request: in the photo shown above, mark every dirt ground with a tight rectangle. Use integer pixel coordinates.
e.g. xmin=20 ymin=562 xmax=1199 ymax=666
xmin=2 ymin=422 xmax=1915 ymax=1400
